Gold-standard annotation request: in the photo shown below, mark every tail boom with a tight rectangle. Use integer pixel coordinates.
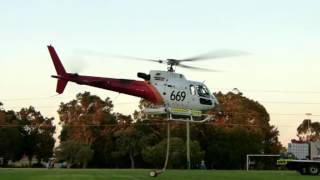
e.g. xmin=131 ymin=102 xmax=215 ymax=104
xmin=47 ymin=45 xmax=164 ymax=104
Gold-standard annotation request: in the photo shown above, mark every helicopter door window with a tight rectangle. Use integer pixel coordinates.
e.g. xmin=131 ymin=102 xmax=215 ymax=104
xmin=190 ymin=85 xmax=196 ymax=95
xmin=196 ymin=85 xmax=210 ymax=98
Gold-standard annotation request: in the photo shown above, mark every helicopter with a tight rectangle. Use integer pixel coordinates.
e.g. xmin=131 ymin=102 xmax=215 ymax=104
xmin=48 ymin=45 xmax=244 ymax=122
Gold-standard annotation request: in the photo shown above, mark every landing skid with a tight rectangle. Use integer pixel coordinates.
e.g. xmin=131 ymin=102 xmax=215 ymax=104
xmin=143 ymin=107 xmax=214 ymax=122
xmin=167 ymin=113 xmax=213 ymax=123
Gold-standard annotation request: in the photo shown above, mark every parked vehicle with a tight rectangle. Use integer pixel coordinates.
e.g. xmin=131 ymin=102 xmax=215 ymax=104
xmin=277 ymin=141 xmax=320 ymax=175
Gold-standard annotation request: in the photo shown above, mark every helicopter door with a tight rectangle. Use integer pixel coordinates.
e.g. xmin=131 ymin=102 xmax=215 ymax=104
xmin=185 ymin=84 xmax=197 ymax=109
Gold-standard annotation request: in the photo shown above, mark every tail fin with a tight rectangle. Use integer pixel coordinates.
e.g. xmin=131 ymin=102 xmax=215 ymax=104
xmin=47 ymin=45 xmax=67 ymax=75
xmin=47 ymin=45 xmax=68 ymax=94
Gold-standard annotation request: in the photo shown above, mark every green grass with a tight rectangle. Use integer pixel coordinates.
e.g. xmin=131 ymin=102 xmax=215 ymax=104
xmin=0 ymin=169 xmax=319 ymax=180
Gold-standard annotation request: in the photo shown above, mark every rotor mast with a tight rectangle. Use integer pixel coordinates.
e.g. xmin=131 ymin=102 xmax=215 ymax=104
xmin=166 ymin=59 xmax=179 ymax=72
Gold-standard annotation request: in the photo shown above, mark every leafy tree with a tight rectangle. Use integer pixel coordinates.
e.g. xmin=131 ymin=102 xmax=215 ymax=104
xmin=89 ymin=135 xmax=114 ymax=168
xmin=205 ymin=126 xmax=264 ymax=169
xmin=212 ymin=92 xmax=270 ymax=127
xmin=297 ymin=119 xmax=320 ymax=141
xmin=55 ymin=140 xmax=93 ymax=168
xmin=58 ymin=92 xmax=115 ymax=145
xmin=142 ymin=137 xmax=183 ymax=168
xmin=0 ymin=109 xmax=23 ymax=166
xmin=189 ymin=140 xmax=205 ymax=167
xmin=75 ymin=144 xmax=93 ymax=168
xmin=0 ymin=128 xmax=22 ymax=165
xmin=213 ymin=92 xmax=281 ymax=150
xmin=112 ymin=119 xmax=142 ymax=169
xmin=18 ymin=106 xmax=55 ymax=165
xmin=142 ymin=137 xmax=204 ymax=169
xmin=200 ymin=91 xmax=282 ymax=169
xmin=58 ymin=92 xmax=117 ymax=168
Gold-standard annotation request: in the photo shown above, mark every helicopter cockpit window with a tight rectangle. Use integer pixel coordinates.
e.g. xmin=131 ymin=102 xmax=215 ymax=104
xmin=196 ymin=85 xmax=210 ymax=98
xmin=190 ymin=85 xmax=196 ymax=95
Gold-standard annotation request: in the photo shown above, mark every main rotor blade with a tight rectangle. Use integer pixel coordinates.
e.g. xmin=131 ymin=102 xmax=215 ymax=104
xmin=178 ymin=64 xmax=220 ymax=72
xmin=77 ymin=49 xmax=164 ymax=63
xmin=179 ymin=50 xmax=249 ymax=62
xmin=107 ymin=54 xmax=162 ymax=63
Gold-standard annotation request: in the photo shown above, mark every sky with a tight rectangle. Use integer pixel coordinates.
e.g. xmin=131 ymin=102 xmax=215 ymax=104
xmin=1 ymin=0 xmax=320 ymax=146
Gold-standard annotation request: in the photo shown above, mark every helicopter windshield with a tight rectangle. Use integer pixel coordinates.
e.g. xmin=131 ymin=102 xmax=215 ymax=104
xmin=196 ymin=85 xmax=210 ymax=98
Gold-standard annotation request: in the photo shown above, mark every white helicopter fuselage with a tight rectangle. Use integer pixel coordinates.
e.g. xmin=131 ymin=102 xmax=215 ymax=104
xmin=148 ymin=70 xmax=218 ymax=111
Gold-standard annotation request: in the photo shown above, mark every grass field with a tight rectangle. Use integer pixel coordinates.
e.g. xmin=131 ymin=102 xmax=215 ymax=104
xmin=0 ymin=169 xmax=319 ymax=180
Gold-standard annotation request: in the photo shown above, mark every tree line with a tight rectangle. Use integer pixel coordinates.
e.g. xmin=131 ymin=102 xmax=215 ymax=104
xmin=0 ymin=104 xmax=55 ymax=167
xmin=0 ymin=91 xmax=296 ymax=169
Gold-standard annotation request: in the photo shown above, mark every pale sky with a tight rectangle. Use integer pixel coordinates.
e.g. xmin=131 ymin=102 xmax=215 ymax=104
xmin=1 ymin=0 xmax=320 ymax=145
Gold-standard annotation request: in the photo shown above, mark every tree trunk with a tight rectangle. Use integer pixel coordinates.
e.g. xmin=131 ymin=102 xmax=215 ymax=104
xmin=2 ymin=158 xmax=8 ymax=167
xmin=67 ymin=162 xmax=71 ymax=168
xmin=28 ymin=156 xmax=32 ymax=167
xmin=82 ymin=161 xmax=87 ymax=168
xmin=129 ymin=152 xmax=135 ymax=169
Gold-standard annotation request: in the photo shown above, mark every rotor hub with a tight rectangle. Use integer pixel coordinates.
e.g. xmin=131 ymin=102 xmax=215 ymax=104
xmin=165 ymin=59 xmax=180 ymax=72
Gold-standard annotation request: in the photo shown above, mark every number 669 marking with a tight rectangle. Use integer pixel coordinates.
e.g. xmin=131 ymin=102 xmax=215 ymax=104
xmin=170 ymin=91 xmax=186 ymax=101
